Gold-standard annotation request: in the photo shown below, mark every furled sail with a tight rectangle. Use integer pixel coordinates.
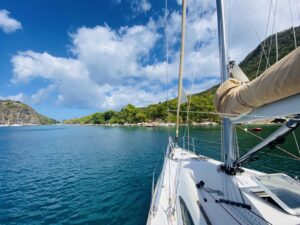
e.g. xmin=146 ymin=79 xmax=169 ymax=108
xmin=215 ymin=47 xmax=300 ymax=114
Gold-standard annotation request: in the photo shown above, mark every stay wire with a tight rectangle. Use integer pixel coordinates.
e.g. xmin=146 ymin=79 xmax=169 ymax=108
xmin=265 ymin=0 xmax=278 ymax=70
xmin=255 ymin=0 xmax=273 ymax=77
xmin=164 ymin=0 xmax=170 ymax=138
xmin=239 ymin=1 xmax=270 ymax=74
xmin=289 ymin=0 xmax=298 ymax=49
xmin=292 ymin=130 xmax=300 ymax=156
xmin=236 ymin=125 xmax=300 ymax=160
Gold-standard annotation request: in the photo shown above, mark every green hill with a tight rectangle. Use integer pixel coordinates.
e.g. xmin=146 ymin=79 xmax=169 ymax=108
xmin=64 ymin=86 xmax=218 ymax=125
xmin=64 ymin=26 xmax=299 ymax=125
xmin=0 ymin=100 xmax=57 ymax=125
xmin=240 ymin=26 xmax=300 ymax=80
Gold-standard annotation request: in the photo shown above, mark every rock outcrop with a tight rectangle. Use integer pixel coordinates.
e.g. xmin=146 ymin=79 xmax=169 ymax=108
xmin=0 ymin=100 xmax=57 ymax=125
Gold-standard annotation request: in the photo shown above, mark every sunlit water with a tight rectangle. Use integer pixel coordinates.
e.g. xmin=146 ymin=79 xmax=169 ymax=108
xmin=0 ymin=125 xmax=298 ymax=224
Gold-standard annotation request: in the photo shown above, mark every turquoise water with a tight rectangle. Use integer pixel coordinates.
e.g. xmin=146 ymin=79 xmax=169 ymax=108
xmin=0 ymin=125 xmax=299 ymax=224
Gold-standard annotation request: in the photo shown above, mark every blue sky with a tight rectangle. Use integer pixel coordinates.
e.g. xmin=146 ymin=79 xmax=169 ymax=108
xmin=0 ymin=0 xmax=299 ymax=120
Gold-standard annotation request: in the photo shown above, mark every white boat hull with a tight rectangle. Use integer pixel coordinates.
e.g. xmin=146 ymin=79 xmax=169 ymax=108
xmin=147 ymin=143 xmax=300 ymax=225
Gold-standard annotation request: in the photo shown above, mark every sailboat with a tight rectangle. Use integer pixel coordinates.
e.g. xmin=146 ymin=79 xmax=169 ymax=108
xmin=147 ymin=0 xmax=300 ymax=224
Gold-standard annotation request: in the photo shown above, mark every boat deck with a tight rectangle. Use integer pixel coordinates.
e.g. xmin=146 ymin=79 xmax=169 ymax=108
xmin=148 ymin=147 xmax=300 ymax=225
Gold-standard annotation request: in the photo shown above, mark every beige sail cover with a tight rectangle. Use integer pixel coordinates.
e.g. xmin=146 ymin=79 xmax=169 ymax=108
xmin=215 ymin=47 xmax=300 ymax=114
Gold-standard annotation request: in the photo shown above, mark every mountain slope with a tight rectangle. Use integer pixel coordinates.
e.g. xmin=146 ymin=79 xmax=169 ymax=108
xmin=240 ymin=26 xmax=300 ymax=80
xmin=64 ymin=26 xmax=299 ymax=125
xmin=0 ymin=100 xmax=57 ymax=125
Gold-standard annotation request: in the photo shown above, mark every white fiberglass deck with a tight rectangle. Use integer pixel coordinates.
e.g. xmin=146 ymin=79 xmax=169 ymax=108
xmin=147 ymin=147 xmax=300 ymax=225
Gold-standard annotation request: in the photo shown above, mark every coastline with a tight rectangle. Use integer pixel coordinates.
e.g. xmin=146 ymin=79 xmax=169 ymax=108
xmin=65 ymin=121 xmax=220 ymax=127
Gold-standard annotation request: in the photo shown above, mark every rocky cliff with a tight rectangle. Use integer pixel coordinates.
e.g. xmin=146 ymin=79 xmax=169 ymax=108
xmin=0 ymin=100 xmax=57 ymax=125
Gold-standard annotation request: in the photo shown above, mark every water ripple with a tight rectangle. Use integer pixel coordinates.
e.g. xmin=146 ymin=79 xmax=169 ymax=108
xmin=0 ymin=125 xmax=298 ymax=224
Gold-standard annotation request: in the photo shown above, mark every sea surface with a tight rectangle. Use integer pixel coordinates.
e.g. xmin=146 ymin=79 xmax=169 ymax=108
xmin=0 ymin=125 xmax=299 ymax=225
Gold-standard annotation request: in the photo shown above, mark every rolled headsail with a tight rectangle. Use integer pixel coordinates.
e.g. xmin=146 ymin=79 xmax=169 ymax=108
xmin=215 ymin=47 xmax=300 ymax=114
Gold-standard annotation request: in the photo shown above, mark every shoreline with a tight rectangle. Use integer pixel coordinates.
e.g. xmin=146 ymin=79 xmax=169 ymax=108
xmin=65 ymin=121 xmax=220 ymax=127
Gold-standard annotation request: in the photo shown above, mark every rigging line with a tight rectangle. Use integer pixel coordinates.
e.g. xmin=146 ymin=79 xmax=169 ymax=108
xmin=204 ymin=186 xmax=243 ymax=225
xmin=228 ymin=0 xmax=232 ymax=59
xmin=183 ymin=6 xmax=203 ymax=142
xmin=167 ymin=109 xmax=298 ymax=120
xmin=227 ymin=176 xmax=234 ymax=201
xmin=272 ymin=0 xmax=278 ymax=62
xmin=185 ymin=73 xmax=196 ymax=151
xmin=249 ymin=161 xmax=299 ymax=177
xmin=234 ymin=126 xmax=240 ymax=159
xmin=289 ymin=0 xmax=298 ymax=49
xmin=296 ymin=0 xmax=300 ymax=22
xmin=292 ymin=130 xmax=300 ymax=156
xmin=239 ymin=1 xmax=270 ymax=73
xmin=185 ymin=138 xmax=221 ymax=146
xmin=164 ymin=0 xmax=172 ymax=214
xmin=232 ymin=177 xmax=241 ymax=203
xmin=265 ymin=0 xmax=278 ymax=70
xmin=237 ymin=146 xmax=300 ymax=161
xmin=255 ymin=0 xmax=273 ymax=78
xmin=164 ymin=0 xmax=170 ymax=138
xmin=265 ymin=30 xmax=274 ymax=71
xmin=265 ymin=152 xmax=300 ymax=161
xmin=236 ymin=125 xmax=300 ymax=160
xmin=274 ymin=0 xmax=279 ymax=62
xmin=182 ymin=140 xmax=220 ymax=151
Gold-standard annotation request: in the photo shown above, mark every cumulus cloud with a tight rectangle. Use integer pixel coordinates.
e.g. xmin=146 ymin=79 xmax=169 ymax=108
xmin=0 ymin=9 xmax=22 ymax=33
xmin=70 ymin=21 xmax=159 ymax=84
xmin=31 ymin=85 xmax=56 ymax=104
xmin=8 ymin=0 xmax=300 ymax=112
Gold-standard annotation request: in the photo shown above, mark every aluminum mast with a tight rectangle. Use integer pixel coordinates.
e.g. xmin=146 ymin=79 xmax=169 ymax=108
xmin=216 ymin=0 xmax=237 ymax=169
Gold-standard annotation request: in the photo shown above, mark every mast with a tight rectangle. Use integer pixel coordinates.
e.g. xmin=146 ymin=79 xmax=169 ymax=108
xmin=216 ymin=0 xmax=236 ymax=169
xmin=175 ymin=0 xmax=187 ymax=141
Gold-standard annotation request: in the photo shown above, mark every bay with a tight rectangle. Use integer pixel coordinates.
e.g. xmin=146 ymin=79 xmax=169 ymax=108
xmin=0 ymin=125 xmax=298 ymax=225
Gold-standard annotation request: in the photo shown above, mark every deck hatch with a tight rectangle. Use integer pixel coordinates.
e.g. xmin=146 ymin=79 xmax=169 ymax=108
xmin=253 ymin=173 xmax=300 ymax=216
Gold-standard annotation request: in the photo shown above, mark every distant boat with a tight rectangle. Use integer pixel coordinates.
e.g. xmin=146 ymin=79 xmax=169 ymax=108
xmin=251 ymin=127 xmax=263 ymax=132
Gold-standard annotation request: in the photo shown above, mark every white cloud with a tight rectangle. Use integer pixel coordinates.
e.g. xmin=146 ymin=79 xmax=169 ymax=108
xmin=0 ymin=93 xmax=28 ymax=103
xmin=0 ymin=9 xmax=22 ymax=33
xmin=11 ymin=51 xmax=89 ymax=83
xmin=102 ymin=86 xmax=165 ymax=109
xmin=9 ymin=0 xmax=300 ymax=112
xmin=31 ymin=84 xmax=56 ymax=104
xmin=70 ymin=21 xmax=159 ymax=85
xmin=11 ymin=51 xmax=107 ymax=109
xmin=228 ymin=0 xmax=300 ymax=62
